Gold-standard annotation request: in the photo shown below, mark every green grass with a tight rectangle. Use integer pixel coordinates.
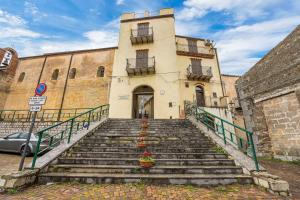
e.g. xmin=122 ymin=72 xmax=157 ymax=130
xmin=213 ymin=146 xmax=227 ymax=154
xmin=259 ymin=156 xmax=300 ymax=166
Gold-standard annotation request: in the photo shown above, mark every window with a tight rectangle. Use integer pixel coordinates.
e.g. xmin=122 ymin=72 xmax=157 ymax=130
xmin=136 ymin=50 xmax=148 ymax=68
xmin=97 ymin=66 xmax=105 ymax=77
xmin=51 ymin=69 xmax=59 ymax=80
xmin=69 ymin=68 xmax=76 ymax=79
xmin=213 ymin=92 xmax=217 ymax=98
xmin=214 ymin=101 xmax=218 ymax=106
xmin=185 ymin=82 xmax=189 ymax=88
xmin=6 ymin=133 xmax=20 ymax=139
xmin=18 ymin=72 xmax=25 ymax=82
xmin=137 ymin=22 xmax=149 ymax=36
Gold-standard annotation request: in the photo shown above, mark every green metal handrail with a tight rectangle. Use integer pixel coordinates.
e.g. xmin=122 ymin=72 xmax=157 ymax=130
xmin=184 ymin=101 xmax=259 ymax=171
xmin=31 ymin=104 xmax=109 ymax=169
xmin=0 ymin=107 xmax=94 ymax=122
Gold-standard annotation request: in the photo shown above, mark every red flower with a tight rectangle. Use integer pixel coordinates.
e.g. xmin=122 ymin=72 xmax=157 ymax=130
xmin=143 ymin=150 xmax=152 ymax=157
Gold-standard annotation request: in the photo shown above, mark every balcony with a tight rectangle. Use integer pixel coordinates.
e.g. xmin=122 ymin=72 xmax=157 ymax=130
xmin=176 ymin=43 xmax=214 ymax=59
xmin=130 ymin=27 xmax=154 ymax=44
xmin=126 ymin=57 xmax=155 ymax=76
xmin=187 ymin=65 xmax=213 ymax=81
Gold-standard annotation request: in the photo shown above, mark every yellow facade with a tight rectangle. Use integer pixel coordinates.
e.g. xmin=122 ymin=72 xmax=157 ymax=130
xmin=4 ymin=48 xmax=115 ymax=110
xmin=109 ymin=8 xmax=224 ymax=119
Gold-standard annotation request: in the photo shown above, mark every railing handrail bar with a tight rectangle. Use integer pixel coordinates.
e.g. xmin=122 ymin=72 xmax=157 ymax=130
xmin=35 ymin=105 xmax=106 ymax=134
xmin=197 ymin=107 xmax=252 ymax=135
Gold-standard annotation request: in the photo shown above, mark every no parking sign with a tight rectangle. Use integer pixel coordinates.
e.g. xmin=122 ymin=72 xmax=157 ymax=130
xmin=35 ymin=82 xmax=47 ymax=96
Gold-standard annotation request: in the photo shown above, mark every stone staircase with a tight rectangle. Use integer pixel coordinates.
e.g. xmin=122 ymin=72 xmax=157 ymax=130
xmin=38 ymin=119 xmax=253 ymax=186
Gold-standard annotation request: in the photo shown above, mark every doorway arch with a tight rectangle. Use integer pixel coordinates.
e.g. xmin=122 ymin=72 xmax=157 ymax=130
xmin=195 ymin=86 xmax=205 ymax=107
xmin=132 ymin=85 xmax=154 ymax=119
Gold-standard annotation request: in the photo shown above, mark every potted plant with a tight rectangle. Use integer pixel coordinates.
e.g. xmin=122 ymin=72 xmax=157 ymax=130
xmin=141 ymin=118 xmax=149 ymax=129
xmin=139 ymin=130 xmax=147 ymax=137
xmin=137 ymin=137 xmax=146 ymax=148
xmin=139 ymin=151 xmax=155 ymax=168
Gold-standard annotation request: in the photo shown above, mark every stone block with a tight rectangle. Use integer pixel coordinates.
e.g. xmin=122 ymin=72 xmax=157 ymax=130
xmin=0 ymin=178 xmax=6 ymax=187
xmin=269 ymin=180 xmax=289 ymax=192
xmin=258 ymin=178 xmax=269 ymax=188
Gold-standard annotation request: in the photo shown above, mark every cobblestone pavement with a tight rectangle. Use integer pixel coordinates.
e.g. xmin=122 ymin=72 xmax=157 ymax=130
xmin=0 ymin=153 xmax=32 ymax=175
xmin=0 ymin=183 xmax=284 ymax=200
xmin=260 ymin=159 xmax=300 ymax=200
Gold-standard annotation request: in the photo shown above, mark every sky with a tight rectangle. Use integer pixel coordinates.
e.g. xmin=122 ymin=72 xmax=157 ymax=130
xmin=0 ymin=0 xmax=299 ymax=75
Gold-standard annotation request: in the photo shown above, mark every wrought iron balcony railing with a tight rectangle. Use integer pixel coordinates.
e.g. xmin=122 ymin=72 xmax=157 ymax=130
xmin=187 ymin=64 xmax=213 ymax=81
xmin=176 ymin=43 xmax=214 ymax=58
xmin=126 ymin=57 xmax=155 ymax=76
xmin=130 ymin=27 xmax=154 ymax=44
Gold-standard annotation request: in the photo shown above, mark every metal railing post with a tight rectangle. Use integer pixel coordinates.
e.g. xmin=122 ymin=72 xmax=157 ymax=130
xmin=221 ymin=119 xmax=226 ymax=144
xmin=68 ymin=119 xmax=74 ymax=143
xmin=248 ymin=132 xmax=259 ymax=171
xmin=87 ymin=111 xmax=91 ymax=129
xmin=31 ymin=131 xmax=43 ymax=169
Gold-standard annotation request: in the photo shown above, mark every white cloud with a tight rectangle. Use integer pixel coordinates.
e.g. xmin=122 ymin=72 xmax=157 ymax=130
xmin=177 ymin=0 xmax=279 ymax=21
xmin=0 ymin=9 xmax=42 ymax=40
xmin=0 ymin=9 xmax=26 ymax=26
xmin=215 ymin=16 xmax=300 ymax=74
xmin=116 ymin=0 xmax=125 ymax=5
xmin=0 ymin=27 xmax=41 ymax=38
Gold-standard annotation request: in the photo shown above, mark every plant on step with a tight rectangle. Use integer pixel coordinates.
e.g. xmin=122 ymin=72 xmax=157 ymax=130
xmin=137 ymin=137 xmax=146 ymax=148
xmin=139 ymin=150 xmax=155 ymax=168
xmin=139 ymin=130 xmax=147 ymax=137
xmin=141 ymin=118 xmax=149 ymax=129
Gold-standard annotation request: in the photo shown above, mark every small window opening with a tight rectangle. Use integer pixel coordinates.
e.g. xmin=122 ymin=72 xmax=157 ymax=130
xmin=51 ymin=69 xmax=59 ymax=80
xmin=18 ymin=72 xmax=25 ymax=82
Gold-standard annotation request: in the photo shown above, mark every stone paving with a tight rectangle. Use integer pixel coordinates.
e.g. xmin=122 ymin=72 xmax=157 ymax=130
xmin=0 ymin=153 xmax=32 ymax=176
xmin=0 ymin=183 xmax=284 ymax=200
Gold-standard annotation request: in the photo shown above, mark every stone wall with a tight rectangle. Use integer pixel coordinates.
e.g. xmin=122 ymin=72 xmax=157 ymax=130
xmin=236 ymin=25 xmax=300 ymax=159
xmin=261 ymin=92 xmax=300 ymax=160
xmin=3 ymin=48 xmax=115 ymax=111
xmin=0 ymin=48 xmax=19 ymax=109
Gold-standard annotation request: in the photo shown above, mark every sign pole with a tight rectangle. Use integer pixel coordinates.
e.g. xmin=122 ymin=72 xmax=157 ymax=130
xmin=18 ymin=111 xmax=37 ymax=171
xmin=18 ymin=83 xmax=47 ymax=171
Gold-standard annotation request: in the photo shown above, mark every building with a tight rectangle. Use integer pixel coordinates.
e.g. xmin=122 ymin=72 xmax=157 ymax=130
xmin=0 ymin=48 xmax=19 ymax=110
xmin=109 ymin=9 xmax=225 ymax=119
xmin=1 ymin=48 xmax=115 ymax=113
xmin=221 ymin=74 xmax=247 ymax=151
xmin=0 ymin=8 xmax=227 ymax=121
xmin=236 ymin=25 xmax=300 ymax=161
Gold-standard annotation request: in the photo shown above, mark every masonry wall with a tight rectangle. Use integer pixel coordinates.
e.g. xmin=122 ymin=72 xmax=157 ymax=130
xmin=3 ymin=48 xmax=115 ymax=111
xmin=261 ymin=92 xmax=300 ymax=160
xmin=236 ymin=25 xmax=300 ymax=159
xmin=0 ymin=48 xmax=18 ymax=109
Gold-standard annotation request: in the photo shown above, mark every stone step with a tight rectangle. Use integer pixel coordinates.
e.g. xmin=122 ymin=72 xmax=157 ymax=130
xmin=80 ymin=139 xmax=213 ymax=145
xmin=76 ymin=143 xmax=214 ymax=148
xmin=86 ymin=135 xmax=208 ymax=140
xmin=38 ymin=173 xmax=253 ymax=186
xmin=71 ymin=147 xmax=217 ymax=153
xmin=57 ymin=158 xmax=236 ymax=166
xmin=48 ymin=165 xmax=243 ymax=174
xmin=65 ymin=152 xmax=227 ymax=159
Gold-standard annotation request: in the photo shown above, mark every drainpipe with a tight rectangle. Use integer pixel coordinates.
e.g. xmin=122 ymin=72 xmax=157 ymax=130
xmin=37 ymin=56 xmax=48 ymax=85
xmin=214 ymin=48 xmax=225 ymax=97
xmin=57 ymin=54 xmax=74 ymax=121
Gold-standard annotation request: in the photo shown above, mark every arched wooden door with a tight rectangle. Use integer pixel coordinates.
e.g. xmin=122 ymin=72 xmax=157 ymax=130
xmin=195 ymin=86 xmax=205 ymax=107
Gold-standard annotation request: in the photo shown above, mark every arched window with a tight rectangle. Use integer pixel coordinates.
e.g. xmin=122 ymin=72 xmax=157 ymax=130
xmin=69 ymin=68 xmax=76 ymax=79
xmin=97 ymin=66 xmax=105 ymax=77
xmin=18 ymin=72 xmax=25 ymax=82
xmin=51 ymin=69 xmax=59 ymax=80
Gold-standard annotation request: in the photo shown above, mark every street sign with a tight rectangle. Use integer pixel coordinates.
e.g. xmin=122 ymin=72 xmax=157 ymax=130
xmin=35 ymin=83 xmax=47 ymax=96
xmin=0 ymin=51 xmax=13 ymax=70
xmin=30 ymin=105 xmax=42 ymax=112
xmin=29 ymin=96 xmax=47 ymax=105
